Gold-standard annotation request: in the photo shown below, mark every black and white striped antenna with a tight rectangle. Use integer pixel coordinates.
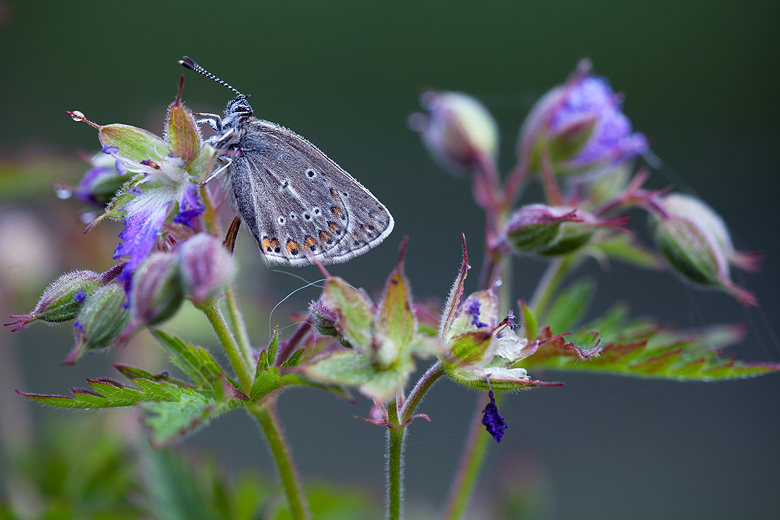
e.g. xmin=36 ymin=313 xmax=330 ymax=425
xmin=179 ymin=56 xmax=244 ymax=97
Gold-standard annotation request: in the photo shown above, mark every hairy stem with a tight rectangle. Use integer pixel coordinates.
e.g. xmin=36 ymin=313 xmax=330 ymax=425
xmin=386 ymin=401 xmax=406 ymax=520
xmin=441 ymin=392 xmax=492 ymax=520
xmin=197 ymin=299 xmax=253 ymax=393
xmin=224 ymin=282 xmax=255 ymax=369
xmin=251 ymin=404 xmax=311 ymax=520
xmin=400 ymin=361 xmax=445 ymax=423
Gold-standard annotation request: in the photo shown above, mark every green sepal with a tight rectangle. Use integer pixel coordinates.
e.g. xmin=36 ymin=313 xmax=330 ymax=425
xmin=282 ymin=348 xmax=305 ymax=368
xmin=444 ymin=366 xmax=561 ymax=391
xmin=321 ymin=277 xmax=375 ymax=349
xmin=304 ymin=350 xmax=376 ymax=387
xmin=544 ymin=278 xmax=595 ymax=334
xmin=536 ymin=224 xmax=595 ymax=256
xmin=99 ymin=124 xmax=168 ymax=164
xmin=376 ymin=255 xmax=416 ymax=358
xmin=166 ymin=98 xmax=201 ymax=164
xmin=446 ymin=290 xmax=497 ymax=342
xmin=439 ymin=234 xmax=470 ymax=338
xmin=448 ymin=330 xmax=493 ymax=366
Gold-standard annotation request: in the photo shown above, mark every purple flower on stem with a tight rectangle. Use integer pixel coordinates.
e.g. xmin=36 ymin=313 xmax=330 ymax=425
xmin=481 ymin=377 xmax=507 ymax=443
xmin=518 ymin=59 xmax=648 ymax=175
xmin=74 ymin=289 xmax=87 ymax=303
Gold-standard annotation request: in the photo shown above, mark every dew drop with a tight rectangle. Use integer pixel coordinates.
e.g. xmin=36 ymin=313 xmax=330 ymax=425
xmin=53 ymin=183 xmax=73 ymax=200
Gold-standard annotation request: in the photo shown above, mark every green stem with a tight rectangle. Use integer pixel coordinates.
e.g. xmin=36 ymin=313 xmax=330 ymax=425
xmin=528 ymin=255 xmax=576 ymax=320
xmin=400 ymin=361 xmax=444 ymax=423
xmin=441 ymin=392 xmax=492 ymax=520
xmin=386 ymin=401 xmax=406 ymax=520
xmin=251 ymin=404 xmax=311 ymax=520
xmin=224 ymin=282 xmax=254 ymax=368
xmin=197 ymin=299 xmax=253 ymax=393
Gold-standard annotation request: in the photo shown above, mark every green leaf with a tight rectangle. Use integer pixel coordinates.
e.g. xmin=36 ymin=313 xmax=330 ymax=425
xmin=544 ymin=278 xmax=595 ymax=334
xmin=525 ymin=308 xmax=780 ymax=381
xmin=142 ymin=386 xmax=239 ymax=446
xmin=153 ymin=330 xmax=241 ymax=393
xmin=321 ymin=277 xmax=375 ymax=349
xmin=282 ymin=348 xmax=305 ymax=367
xmin=18 ymin=378 xmax=180 ymax=409
xmin=520 ymin=300 xmax=538 ymax=340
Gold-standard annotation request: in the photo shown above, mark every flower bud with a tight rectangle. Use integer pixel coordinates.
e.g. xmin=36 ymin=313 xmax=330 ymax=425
xmin=64 ymin=282 xmax=130 ymax=365
xmin=410 ymin=90 xmax=499 ymax=175
xmin=506 ymin=204 xmax=623 ymax=256
xmin=6 ymin=270 xmax=101 ymax=331
xmin=165 ymin=79 xmax=202 ymax=165
xmin=650 ymin=193 xmax=757 ymax=306
xmin=309 ymin=298 xmax=340 ymax=338
xmin=518 ymin=59 xmax=648 ymax=175
xmin=129 ymin=251 xmax=184 ymax=327
xmin=178 ymin=234 xmax=235 ymax=303
xmin=76 ymin=150 xmax=134 ymax=206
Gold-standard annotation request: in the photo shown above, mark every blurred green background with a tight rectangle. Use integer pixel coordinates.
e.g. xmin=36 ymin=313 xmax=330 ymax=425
xmin=1 ymin=1 xmax=778 ymax=518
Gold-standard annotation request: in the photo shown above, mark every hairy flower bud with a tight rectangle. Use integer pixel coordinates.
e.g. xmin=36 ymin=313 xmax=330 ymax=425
xmin=6 ymin=270 xmax=102 ymax=331
xmin=410 ymin=90 xmax=499 ymax=175
xmin=76 ymin=150 xmax=134 ymax=206
xmin=650 ymin=193 xmax=758 ymax=306
xmin=505 ymin=204 xmax=624 ymax=256
xmin=179 ymin=234 xmax=235 ymax=303
xmin=518 ymin=59 xmax=648 ymax=175
xmin=129 ymin=251 xmax=184 ymax=327
xmin=309 ymin=298 xmax=340 ymax=338
xmin=64 ymin=282 xmax=130 ymax=365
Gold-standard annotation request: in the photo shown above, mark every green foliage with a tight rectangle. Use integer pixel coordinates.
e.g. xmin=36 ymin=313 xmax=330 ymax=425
xmin=526 ymin=305 xmax=780 ymax=380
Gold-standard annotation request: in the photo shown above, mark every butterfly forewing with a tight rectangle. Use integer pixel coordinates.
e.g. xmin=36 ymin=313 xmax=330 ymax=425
xmin=228 ymin=120 xmax=394 ymax=266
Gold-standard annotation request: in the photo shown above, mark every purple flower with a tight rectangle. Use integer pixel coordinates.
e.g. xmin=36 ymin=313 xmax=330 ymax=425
xmin=518 ymin=59 xmax=648 ymax=175
xmin=74 ymin=289 xmax=87 ymax=303
xmin=465 ymin=299 xmax=489 ymax=329
xmin=481 ymin=379 xmax=507 ymax=443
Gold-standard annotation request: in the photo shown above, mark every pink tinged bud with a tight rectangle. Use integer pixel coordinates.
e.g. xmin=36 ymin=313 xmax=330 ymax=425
xmin=64 ymin=282 xmax=130 ymax=365
xmin=518 ymin=60 xmax=648 ymax=175
xmin=165 ymin=78 xmax=202 ymax=164
xmin=650 ymin=194 xmax=757 ymax=306
xmin=5 ymin=270 xmax=101 ymax=331
xmin=310 ymin=298 xmax=340 ymax=337
xmin=178 ymin=234 xmax=235 ymax=303
xmin=411 ymin=91 xmax=499 ymax=175
xmin=129 ymin=252 xmax=184 ymax=327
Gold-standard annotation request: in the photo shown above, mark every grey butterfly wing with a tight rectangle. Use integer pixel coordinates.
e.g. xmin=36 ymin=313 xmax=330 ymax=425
xmin=227 ymin=119 xmax=394 ymax=266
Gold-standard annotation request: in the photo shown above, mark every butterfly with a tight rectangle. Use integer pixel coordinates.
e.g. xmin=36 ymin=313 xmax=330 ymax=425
xmin=179 ymin=56 xmax=394 ymax=266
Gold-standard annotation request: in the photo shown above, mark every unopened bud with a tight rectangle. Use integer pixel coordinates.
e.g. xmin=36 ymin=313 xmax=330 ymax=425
xmin=64 ymin=282 xmax=130 ymax=365
xmin=518 ymin=59 xmax=648 ymax=175
xmin=506 ymin=204 xmax=623 ymax=256
xmin=650 ymin=193 xmax=758 ymax=306
xmin=76 ymin=151 xmax=134 ymax=206
xmin=179 ymin=234 xmax=235 ymax=303
xmin=309 ymin=298 xmax=340 ymax=338
xmin=129 ymin=252 xmax=184 ymax=327
xmin=411 ymin=91 xmax=498 ymax=175
xmin=6 ymin=270 xmax=101 ymax=331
